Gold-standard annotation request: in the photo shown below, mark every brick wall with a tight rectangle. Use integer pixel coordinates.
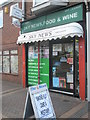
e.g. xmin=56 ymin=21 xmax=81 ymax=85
xmin=1 ymin=2 xmax=23 ymax=84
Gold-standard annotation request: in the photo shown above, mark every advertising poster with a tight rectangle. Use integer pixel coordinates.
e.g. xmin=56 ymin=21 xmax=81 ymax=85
xmin=59 ymin=78 xmax=66 ymax=88
xmin=67 ymin=58 xmax=73 ymax=64
xmin=53 ymin=77 xmax=59 ymax=87
xmin=67 ymin=72 xmax=73 ymax=83
xmin=70 ymin=84 xmax=73 ymax=89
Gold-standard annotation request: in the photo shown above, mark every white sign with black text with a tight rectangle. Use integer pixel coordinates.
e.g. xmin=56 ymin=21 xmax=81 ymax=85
xmin=29 ymin=83 xmax=56 ymax=119
xmin=10 ymin=5 xmax=22 ymax=19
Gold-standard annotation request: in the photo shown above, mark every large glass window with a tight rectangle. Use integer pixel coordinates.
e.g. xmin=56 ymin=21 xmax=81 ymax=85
xmin=0 ymin=10 xmax=3 ymax=28
xmin=3 ymin=51 xmax=10 ymax=73
xmin=0 ymin=51 xmax=2 ymax=73
xmin=3 ymin=56 xmax=10 ymax=73
xmin=2 ymin=50 xmax=18 ymax=75
xmin=11 ymin=56 xmax=18 ymax=74
xmin=10 ymin=50 xmax=18 ymax=74
xmin=52 ymin=42 xmax=74 ymax=91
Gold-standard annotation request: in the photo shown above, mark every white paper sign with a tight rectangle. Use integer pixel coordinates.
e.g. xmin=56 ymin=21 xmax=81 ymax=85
xmin=29 ymin=84 xmax=56 ymax=119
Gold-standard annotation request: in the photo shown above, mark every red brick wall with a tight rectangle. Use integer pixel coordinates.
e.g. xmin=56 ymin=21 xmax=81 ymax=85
xmin=25 ymin=2 xmax=33 ymax=19
xmin=1 ymin=2 xmax=23 ymax=84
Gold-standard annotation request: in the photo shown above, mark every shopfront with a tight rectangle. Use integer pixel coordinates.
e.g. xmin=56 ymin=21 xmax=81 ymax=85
xmin=17 ymin=3 xmax=86 ymax=100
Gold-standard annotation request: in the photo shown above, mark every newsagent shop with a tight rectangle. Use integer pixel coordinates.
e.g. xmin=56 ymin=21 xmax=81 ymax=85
xmin=17 ymin=3 xmax=86 ymax=100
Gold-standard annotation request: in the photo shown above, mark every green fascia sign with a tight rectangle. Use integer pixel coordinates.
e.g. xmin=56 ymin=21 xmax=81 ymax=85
xmin=21 ymin=4 xmax=83 ymax=34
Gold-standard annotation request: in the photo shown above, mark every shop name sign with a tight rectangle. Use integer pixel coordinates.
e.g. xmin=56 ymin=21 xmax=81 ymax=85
xmin=21 ymin=4 xmax=83 ymax=34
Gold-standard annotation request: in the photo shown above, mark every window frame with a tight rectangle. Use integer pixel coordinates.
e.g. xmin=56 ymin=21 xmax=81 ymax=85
xmin=2 ymin=49 xmax=18 ymax=75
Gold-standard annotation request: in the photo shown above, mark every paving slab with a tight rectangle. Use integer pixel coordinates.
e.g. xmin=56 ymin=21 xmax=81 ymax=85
xmin=2 ymin=80 xmax=22 ymax=94
xmin=1 ymin=80 xmax=89 ymax=119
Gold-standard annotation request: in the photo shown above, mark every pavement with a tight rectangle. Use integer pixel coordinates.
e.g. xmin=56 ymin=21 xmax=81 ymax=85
xmin=0 ymin=80 xmax=89 ymax=119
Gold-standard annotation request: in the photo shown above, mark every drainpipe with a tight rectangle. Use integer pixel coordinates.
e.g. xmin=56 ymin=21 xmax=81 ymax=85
xmin=84 ymin=0 xmax=90 ymax=102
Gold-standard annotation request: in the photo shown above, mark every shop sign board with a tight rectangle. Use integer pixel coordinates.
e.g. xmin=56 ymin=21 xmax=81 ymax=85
xmin=10 ymin=5 xmax=22 ymax=19
xmin=29 ymin=84 xmax=56 ymax=119
xmin=21 ymin=4 xmax=83 ymax=34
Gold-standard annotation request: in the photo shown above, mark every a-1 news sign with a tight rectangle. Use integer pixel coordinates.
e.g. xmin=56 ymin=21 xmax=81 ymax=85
xmin=10 ymin=5 xmax=22 ymax=19
xmin=23 ymin=83 xmax=56 ymax=119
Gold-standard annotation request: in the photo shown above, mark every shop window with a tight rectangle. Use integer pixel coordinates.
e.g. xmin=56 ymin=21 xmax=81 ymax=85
xmin=52 ymin=42 xmax=74 ymax=90
xmin=3 ymin=56 xmax=10 ymax=73
xmin=2 ymin=50 xmax=18 ymax=75
xmin=0 ymin=51 xmax=2 ymax=73
xmin=10 ymin=50 xmax=18 ymax=74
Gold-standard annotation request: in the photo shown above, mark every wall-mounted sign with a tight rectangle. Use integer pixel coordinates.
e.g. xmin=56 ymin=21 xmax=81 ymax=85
xmin=21 ymin=4 xmax=83 ymax=34
xmin=0 ymin=10 xmax=3 ymax=28
xmin=29 ymin=84 xmax=56 ymax=119
xmin=10 ymin=5 xmax=22 ymax=19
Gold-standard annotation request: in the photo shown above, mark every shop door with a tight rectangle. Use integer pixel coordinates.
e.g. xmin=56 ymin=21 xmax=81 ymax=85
xmin=27 ymin=41 xmax=49 ymax=88
xmin=51 ymin=39 xmax=79 ymax=95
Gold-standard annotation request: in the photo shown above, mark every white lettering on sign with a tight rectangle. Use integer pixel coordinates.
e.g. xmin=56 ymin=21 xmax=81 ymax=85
xmin=28 ymin=31 xmax=52 ymax=39
xmin=34 ymin=91 xmax=54 ymax=118
xmin=63 ymin=12 xmax=78 ymax=21
xmin=46 ymin=19 xmax=56 ymax=25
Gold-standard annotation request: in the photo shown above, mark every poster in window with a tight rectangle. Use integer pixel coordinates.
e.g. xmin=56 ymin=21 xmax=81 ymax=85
xmin=11 ymin=56 xmax=18 ymax=74
xmin=67 ymin=72 xmax=73 ymax=83
xmin=53 ymin=77 xmax=59 ymax=87
xmin=67 ymin=58 xmax=73 ymax=64
xmin=3 ymin=56 xmax=10 ymax=73
xmin=59 ymin=77 xmax=66 ymax=88
xmin=53 ymin=44 xmax=62 ymax=52
xmin=28 ymin=46 xmax=34 ymax=59
xmin=53 ymin=51 xmax=58 ymax=56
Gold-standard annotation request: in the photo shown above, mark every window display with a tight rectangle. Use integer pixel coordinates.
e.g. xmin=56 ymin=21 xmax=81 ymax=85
xmin=52 ymin=42 xmax=74 ymax=90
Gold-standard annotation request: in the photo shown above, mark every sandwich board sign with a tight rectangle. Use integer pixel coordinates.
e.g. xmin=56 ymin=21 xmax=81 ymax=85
xmin=23 ymin=83 xmax=56 ymax=119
